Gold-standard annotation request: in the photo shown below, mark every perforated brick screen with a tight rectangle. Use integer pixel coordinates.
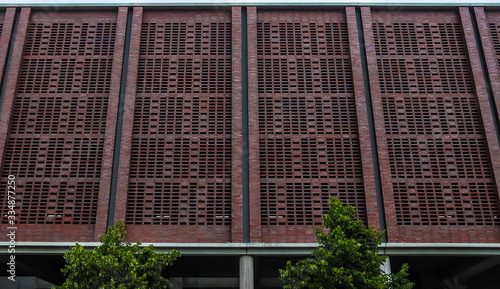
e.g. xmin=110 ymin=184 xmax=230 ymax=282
xmin=256 ymin=10 xmax=366 ymax=242
xmin=125 ymin=10 xmax=233 ymax=241
xmin=0 ymin=14 xmax=3 ymax=38
xmin=370 ymin=10 xmax=500 ymax=229
xmin=2 ymin=6 xmax=500 ymax=244
xmin=0 ymin=10 xmax=118 ymax=235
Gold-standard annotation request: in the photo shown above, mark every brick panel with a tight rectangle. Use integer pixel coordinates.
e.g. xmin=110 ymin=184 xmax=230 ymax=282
xmin=0 ymin=8 xmax=15 ymax=90
xmin=117 ymin=8 xmax=236 ymax=243
xmin=476 ymin=8 xmax=500 ymax=198
xmin=0 ymin=8 xmax=125 ymax=241
xmin=363 ymin=8 xmax=500 ymax=243
xmin=480 ymin=9 xmax=500 ymax=71
xmin=251 ymin=9 xmax=369 ymax=243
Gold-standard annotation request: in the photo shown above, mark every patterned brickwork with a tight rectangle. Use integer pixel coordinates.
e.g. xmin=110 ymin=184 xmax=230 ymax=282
xmin=364 ymin=8 xmax=500 ymax=242
xmin=0 ymin=6 xmax=499 ymax=244
xmin=0 ymin=13 xmax=3 ymax=38
xmin=253 ymin=9 xmax=367 ymax=243
xmin=0 ymin=9 xmax=125 ymax=241
xmin=121 ymin=9 xmax=234 ymax=242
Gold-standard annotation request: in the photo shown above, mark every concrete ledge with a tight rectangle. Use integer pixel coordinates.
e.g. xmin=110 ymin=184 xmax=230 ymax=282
xmin=2 ymin=242 xmax=500 ymax=256
xmin=379 ymin=243 xmax=500 ymax=256
xmin=0 ymin=242 xmax=317 ymax=255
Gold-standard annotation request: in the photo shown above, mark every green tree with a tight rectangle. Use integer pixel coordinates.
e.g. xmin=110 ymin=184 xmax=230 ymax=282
xmin=53 ymin=221 xmax=180 ymax=289
xmin=279 ymin=198 xmax=414 ymax=289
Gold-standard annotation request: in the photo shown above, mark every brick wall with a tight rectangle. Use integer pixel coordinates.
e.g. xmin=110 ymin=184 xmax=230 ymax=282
xmin=362 ymin=7 xmax=500 ymax=243
xmin=0 ymin=7 xmax=126 ymax=241
xmin=0 ymin=6 xmax=499 ymax=243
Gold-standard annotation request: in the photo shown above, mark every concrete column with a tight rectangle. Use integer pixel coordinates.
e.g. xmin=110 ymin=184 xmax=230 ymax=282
xmin=240 ymin=256 xmax=254 ymax=289
xmin=381 ymin=257 xmax=391 ymax=274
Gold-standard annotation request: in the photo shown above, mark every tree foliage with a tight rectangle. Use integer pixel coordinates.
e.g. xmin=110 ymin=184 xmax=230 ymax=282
xmin=279 ymin=198 xmax=414 ymax=289
xmin=53 ymin=221 xmax=180 ymax=289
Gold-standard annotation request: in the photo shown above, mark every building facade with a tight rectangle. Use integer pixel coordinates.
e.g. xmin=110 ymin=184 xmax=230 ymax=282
xmin=0 ymin=1 xmax=500 ymax=288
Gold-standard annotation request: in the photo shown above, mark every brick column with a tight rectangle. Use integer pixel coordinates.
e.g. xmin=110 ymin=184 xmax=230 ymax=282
xmin=346 ymin=6 xmax=379 ymax=230
xmin=0 ymin=8 xmax=16 ymax=88
xmin=360 ymin=6 xmax=399 ymax=240
xmin=231 ymin=6 xmax=244 ymax=243
xmin=247 ymin=6 xmax=262 ymax=243
xmin=93 ymin=6 xmax=128 ymax=241
xmin=114 ymin=6 xmax=143 ymax=224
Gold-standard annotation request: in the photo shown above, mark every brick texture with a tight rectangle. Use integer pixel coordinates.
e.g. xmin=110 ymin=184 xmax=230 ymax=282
xmin=0 ymin=8 xmax=125 ymax=242
xmin=247 ymin=6 xmax=262 ymax=243
xmin=0 ymin=8 xmax=15 ymax=91
xmin=115 ymin=8 xmax=236 ymax=243
xmin=346 ymin=6 xmax=379 ymax=231
xmin=0 ymin=6 xmax=499 ymax=244
xmin=362 ymin=7 xmax=500 ymax=243
xmin=250 ymin=8 xmax=371 ymax=243
xmin=475 ymin=7 xmax=500 ymax=205
xmin=231 ymin=6 xmax=244 ymax=243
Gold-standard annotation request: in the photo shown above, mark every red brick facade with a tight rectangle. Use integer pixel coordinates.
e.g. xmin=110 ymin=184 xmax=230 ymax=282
xmin=1 ymin=6 xmax=500 ymax=244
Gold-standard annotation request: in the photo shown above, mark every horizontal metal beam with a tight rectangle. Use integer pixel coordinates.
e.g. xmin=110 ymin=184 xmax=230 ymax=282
xmin=3 ymin=242 xmax=500 ymax=256
xmin=1 ymin=0 xmax=500 ymax=7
